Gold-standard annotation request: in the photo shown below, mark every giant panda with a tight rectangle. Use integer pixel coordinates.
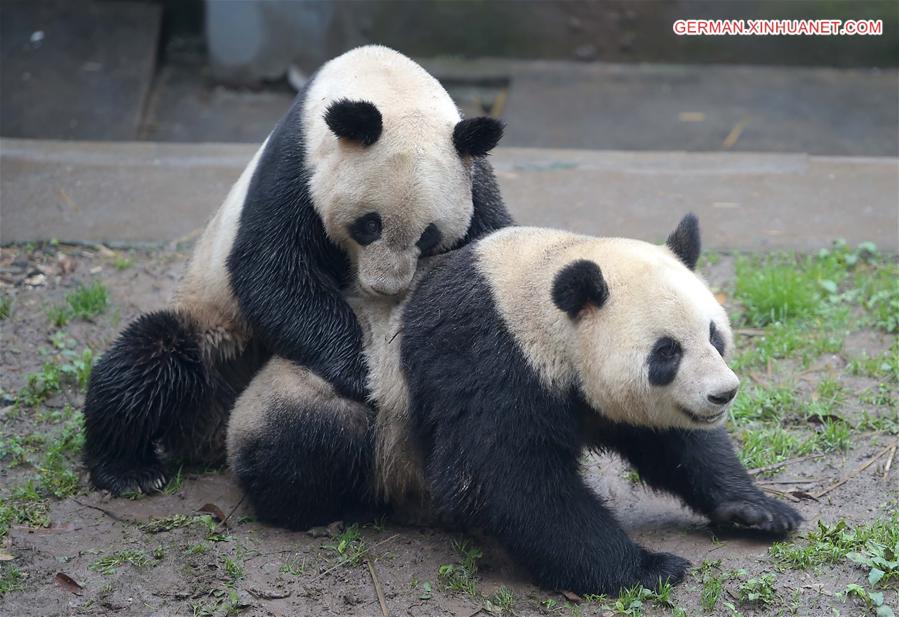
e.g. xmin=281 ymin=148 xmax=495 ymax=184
xmin=227 ymin=214 xmax=802 ymax=595
xmin=83 ymin=45 xmax=512 ymax=495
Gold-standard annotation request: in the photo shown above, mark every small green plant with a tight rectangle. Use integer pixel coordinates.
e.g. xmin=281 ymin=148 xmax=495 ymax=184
xmin=438 ymin=540 xmax=482 ymax=596
xmin=66 ymin=281 xmax=109 ymax=319
xmin=112 ymin=256 xmax=134 ymax=271
xmin=0 ymin=564 xmax=25 ymax=596
xmin=770 ymin=516 xmax=899 ymax=572
xmin=186 ymin=542 xmax=209 ymax=556
xmin=696 ymin=560 xmax=726 ymax=612
xmin=90 ymin=549 xmax=152 ymax=575
xmin=735 ymin=258 xmax=821 ymax=327
xmin=737 ymin=573 xmax=777 ymax=606
xmin=0 ymin=295 xmax=11 ymax=320
xmin=139 ymin=514 xmax=196 ymax=534
xmin=847 ymin=540 xmax=899 ymax=587
xmin=843 ymin=583 xmax=895 ymax=617
xmin=221 ymin=556 xmax=245 ymax=581
xmin=279 ymin=555 xmax=306 ymax=576
xmin=610 ymin=584 xmax=654 ymax=616
xmin=328 ymin=523 xmax=367 ymax=567
xmin=47 ymin=305 xmax=70 ymax=327
xmin=485 ymin=585 xmax=514 ymax=613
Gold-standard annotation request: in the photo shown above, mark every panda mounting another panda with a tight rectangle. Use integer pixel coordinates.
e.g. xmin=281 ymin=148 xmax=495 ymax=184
xmin=82 ymin=46 xmax=512 ymax=495
xmin=228 ymin=214 xmax=803 ymax=595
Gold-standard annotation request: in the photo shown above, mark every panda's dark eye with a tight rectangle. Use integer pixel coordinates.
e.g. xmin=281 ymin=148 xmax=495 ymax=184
xmin=710 ymin=321 xmax=726 ymax=356
xmin=648 ymin=336 xmax=683 ymax=386
xmin=416 ymin=223 xmax=443 ymax=255
xmin=348 ymin=212 xmax=382 ymax=246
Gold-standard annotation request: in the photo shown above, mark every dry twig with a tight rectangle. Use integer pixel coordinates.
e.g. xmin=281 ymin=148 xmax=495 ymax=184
xmin=367 ymin=559 xmax=389 ymax=617
xmin=883 ymin=436 xmax=898 ymax=481
xmin=811 ymin=444 xmax=893 ymax=499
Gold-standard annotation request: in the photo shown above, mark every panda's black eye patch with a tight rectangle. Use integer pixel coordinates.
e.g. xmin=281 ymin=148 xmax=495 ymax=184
xmin=648 ymin=337 xmax=683 ymax=386
xmin=348 ymin=213 xmax=382 ymax=246
xmin=416 ymin=224 xmax=442 ymax=255
xmin=710 ymin=321 xmax=726 ymax=356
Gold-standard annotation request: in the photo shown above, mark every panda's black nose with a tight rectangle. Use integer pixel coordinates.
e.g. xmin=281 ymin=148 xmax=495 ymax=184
xmin=708 ymin=388 xmax=738 ymax=405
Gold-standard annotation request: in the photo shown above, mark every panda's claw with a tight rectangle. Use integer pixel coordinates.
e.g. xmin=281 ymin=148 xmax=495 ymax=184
xmin=710 ymin=495 xmax=803 ymax=536
xmin=90 ymin=461 xmax=168 ymax=497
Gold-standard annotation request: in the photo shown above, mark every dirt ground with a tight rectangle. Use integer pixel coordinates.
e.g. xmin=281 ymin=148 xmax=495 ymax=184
xmin=0 ymin=242 xmax=896 ymax=617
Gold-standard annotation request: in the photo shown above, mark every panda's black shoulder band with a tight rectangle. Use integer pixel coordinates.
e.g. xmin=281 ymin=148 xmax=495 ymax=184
xmin=325 ymin=99 xmax=382 ymax=146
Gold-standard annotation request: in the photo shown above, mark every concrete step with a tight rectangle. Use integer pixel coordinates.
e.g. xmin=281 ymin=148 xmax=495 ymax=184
xmin=0 ymin=0 xmax=161 ymax=140
xmin=1 ymin=138 xmax=896 ymax=251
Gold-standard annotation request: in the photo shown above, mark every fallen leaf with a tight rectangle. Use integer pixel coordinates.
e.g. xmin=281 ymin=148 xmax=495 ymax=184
xmin=560 ymin=590 xmax=582 ymax=603
xmin=54 ymin=572 xmax=84 ymax=595
xmin=198 ymin=503 xmax=228 ymax=526
xmin=0 ymin=552 xmax=14 ymax=561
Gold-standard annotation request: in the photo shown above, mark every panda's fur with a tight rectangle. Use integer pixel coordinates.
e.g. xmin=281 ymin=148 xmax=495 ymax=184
xmin=83 ymin=45 xmax=512 ymax=495
xmin=227 ymin=215 xmax=802 ymax=594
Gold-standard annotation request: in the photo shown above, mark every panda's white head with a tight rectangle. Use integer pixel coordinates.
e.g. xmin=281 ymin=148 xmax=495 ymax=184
xmin=309 ymin=99 xmax=503 ymax=297
xmin=551 ymin=215 xmax=739 ymax=429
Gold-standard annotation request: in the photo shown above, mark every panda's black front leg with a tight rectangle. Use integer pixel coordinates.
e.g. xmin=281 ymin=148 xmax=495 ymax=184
xmin=427 ymin=443 xmax=689 ymax=595
xmin=596 ymin=422 xmax=802 ymax=535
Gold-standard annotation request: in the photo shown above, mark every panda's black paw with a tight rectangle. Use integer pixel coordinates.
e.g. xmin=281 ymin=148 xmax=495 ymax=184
xmin=637 ymin=550 xmax=691 ymax=590
xmin=710 ymin=494 xmax=803 ymax=535
xmin=89 ymin=460 xmax=168 ymax=496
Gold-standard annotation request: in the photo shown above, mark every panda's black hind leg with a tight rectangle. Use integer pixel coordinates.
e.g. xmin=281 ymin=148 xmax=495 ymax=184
xmin=227 ymin=358 xmax=377 ymax=530
xmin=83 ymin=310 xmax=210 ymax=495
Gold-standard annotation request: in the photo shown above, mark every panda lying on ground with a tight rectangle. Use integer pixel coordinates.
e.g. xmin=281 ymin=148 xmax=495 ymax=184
xmin=82 ymin=45 xmax=511 ymax=495
xmin=228 ymin=214 xmax=802 ymax=594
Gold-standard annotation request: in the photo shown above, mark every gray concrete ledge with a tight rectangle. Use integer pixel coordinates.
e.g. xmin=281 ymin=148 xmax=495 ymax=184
xmin=1 ymin=138 xmax=897 ymax=251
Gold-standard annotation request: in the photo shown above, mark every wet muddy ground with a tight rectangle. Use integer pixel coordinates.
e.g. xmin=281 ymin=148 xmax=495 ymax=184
xmin=1 ymin=242 xmax=896 ymax=616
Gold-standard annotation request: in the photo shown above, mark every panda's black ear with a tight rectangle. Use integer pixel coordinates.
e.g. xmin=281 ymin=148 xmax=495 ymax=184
xmin=324 ymin=99 xmax=382 ymax=146
xmin=666 ymin=213 xmax=701 ymax=271
xmin=453 ymin=117 xmax=504 ymax=157
xmin=552 ymin=260 xmax=608 ymax=318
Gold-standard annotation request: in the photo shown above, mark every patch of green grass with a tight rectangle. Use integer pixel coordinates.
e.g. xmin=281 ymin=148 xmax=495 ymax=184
xmin=770 ymin=516 xmax=899 ymax=573
xmin=46 ymin=281 xmax=109 ymax=327
xmin=737 ymin=573 xmax=777 ymax=606
xmin=112 ymin=256 xmax=134 ymax=271
xmin=221 ymin=556 xmax=245 ymax=581
xmin=696 ymin=560 xmax=726 ymax=612
xmin=47 ymin=305 xmax=70 ymax=328
xmin=139 ymin=514 xmax=196 ymax=534
xmin=162 ymin=467 xmax=184 ymax=495
xmin=186 ymin=542 xmax=209 ymax=556
xmin=37 ymin=412 xmax=84 ymax=498
xmin=66 ymin=281 xmax=108 ymax=319
xmin=484 ymin=585 xmax=514 ymax=613
xmin=16 ymin=362 xmax=62 ymax=407
xmin=609 ymin=582 xmax=676 ymax=616
xmin=739 ymin=426 xmax=813 ymax=470
xmin=438 ymin=540 xmax=482 ymax=596
xmin=328 ymin=523 xmax=367 ymax=567
xmin=0 ymin=295 xmax=11 ymax=320
xmin=0 ymin=481 xmax=52 ymax=538
xmin=849 ymin=342 xmax=899 ymax=384
xmin=279 ymin=555 xmax=306 ymax=576
xmin=734 ymin=257 xmax=821 ymax=327
xmin=729 ymin=384 xmax=799 ymax=426
xmin=0 ymin=564 xmax=25 ymax=596
xmin=90 ymin=549 xmax=152 ymax=575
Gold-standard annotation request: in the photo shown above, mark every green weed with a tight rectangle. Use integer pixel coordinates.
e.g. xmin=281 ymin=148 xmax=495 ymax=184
xmin=90 ymin=549 xmax=152 ymax=575
xmin=221 ymin=556 xmax=245 ymax=581
xmin=0 ymin=295 xmax=11 ymax=320
xmin=737 ymin=573 xmax=777 ymax=606
xmin=66 ymin=281 xmax=108 ymax=319
xmin=328 ymin=523 xmax=367 ymax=567
xmin=438 ymin=540 xmax=482 ymax=596
xmin=0 ymin=564 xmax=25 ymax=596
xmin=770 ymin=516 xmax=899 ymax=572
xmin=485 ymin=585 xmax=514 ymax=613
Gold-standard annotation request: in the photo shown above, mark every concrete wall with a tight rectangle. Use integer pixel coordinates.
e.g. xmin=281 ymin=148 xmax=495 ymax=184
xmin=205 ymin=0 xmax=899 ymax=84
